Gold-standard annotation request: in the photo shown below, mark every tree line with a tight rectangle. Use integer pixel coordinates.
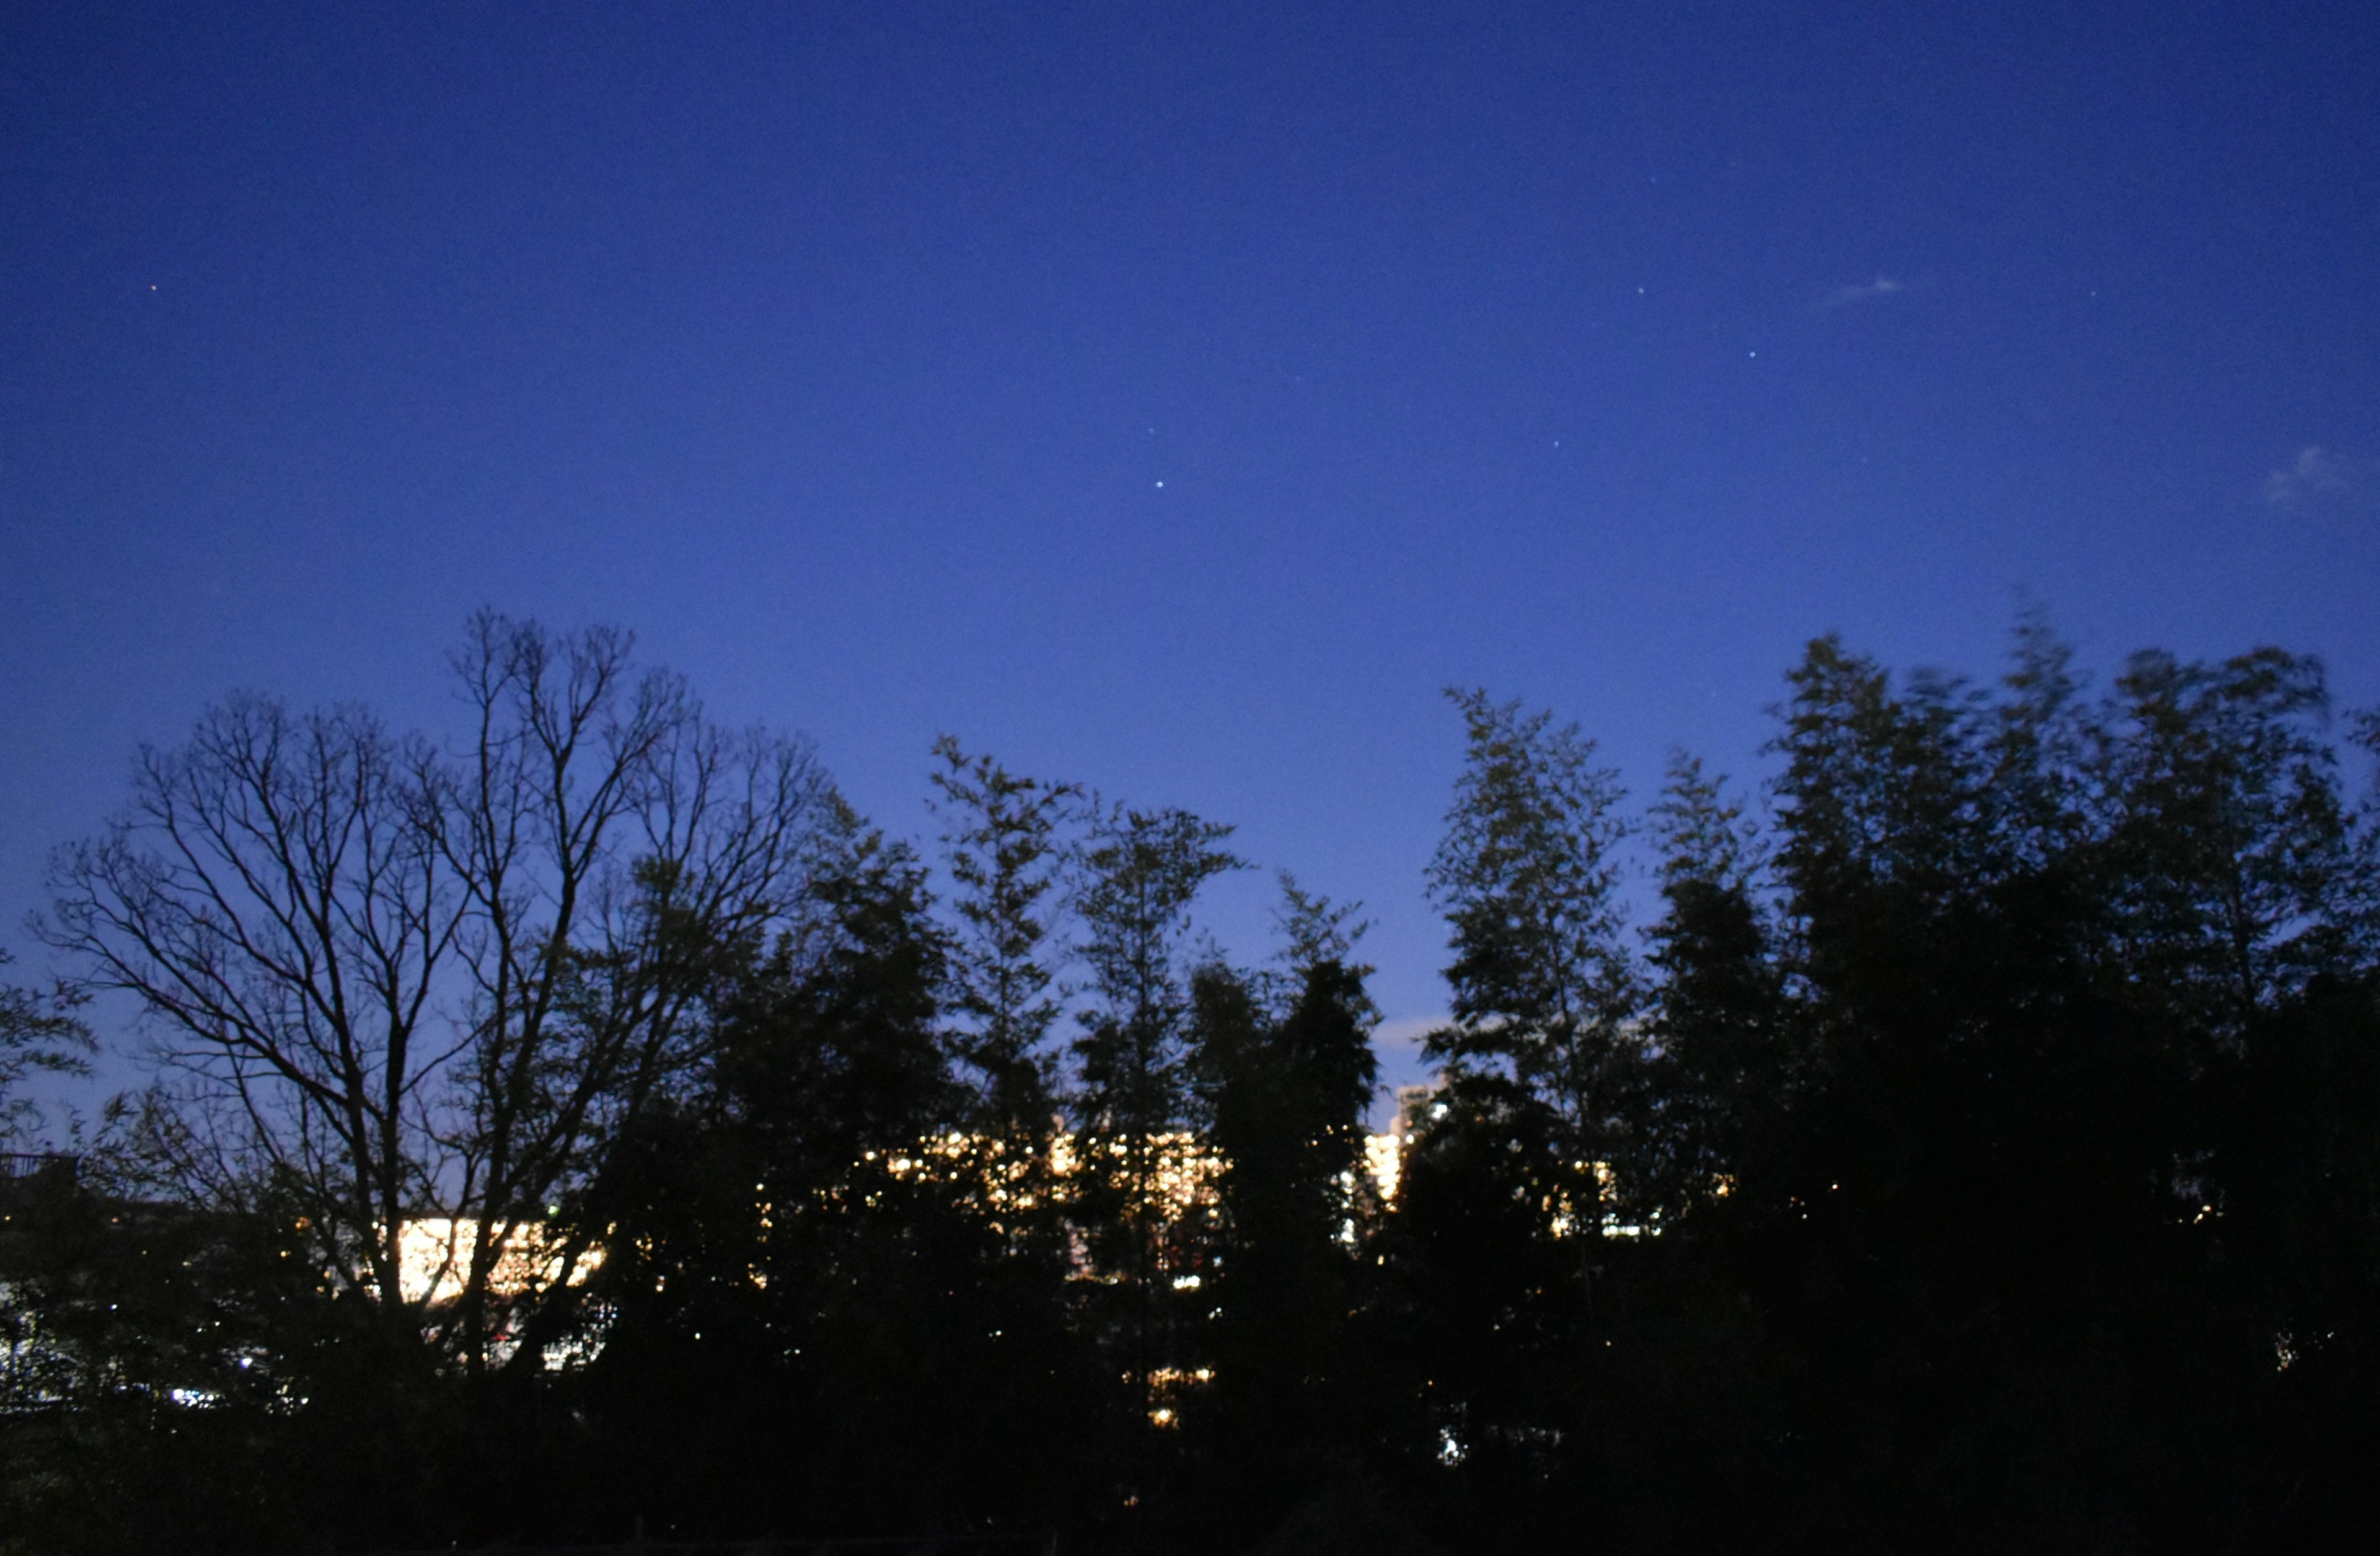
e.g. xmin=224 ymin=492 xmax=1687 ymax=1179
xmin=4 ymin=611 xmax=2379 ymax=1554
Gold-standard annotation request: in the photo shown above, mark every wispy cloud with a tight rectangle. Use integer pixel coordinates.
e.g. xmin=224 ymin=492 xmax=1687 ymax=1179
xmin=2263 ymin=445 xmax=2374 ymax=513
xmin=1819 ymin=275 xmax=1903 ymax=310
xmin=1372 ymin=1015 xmax=1445 ymax=1054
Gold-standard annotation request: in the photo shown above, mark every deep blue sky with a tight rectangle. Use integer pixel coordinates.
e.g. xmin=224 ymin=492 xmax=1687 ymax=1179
xmin=6 ymin=1 xmax=2376 ymax=1095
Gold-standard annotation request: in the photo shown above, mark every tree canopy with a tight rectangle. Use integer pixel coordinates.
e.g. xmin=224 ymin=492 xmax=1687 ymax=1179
xmin=7 ymin=616 xmax=2379 ymax=1555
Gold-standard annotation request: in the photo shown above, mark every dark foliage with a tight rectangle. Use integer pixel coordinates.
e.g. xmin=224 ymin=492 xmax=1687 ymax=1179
xmin=11 ymin=622 xmax=2380 ymax=1554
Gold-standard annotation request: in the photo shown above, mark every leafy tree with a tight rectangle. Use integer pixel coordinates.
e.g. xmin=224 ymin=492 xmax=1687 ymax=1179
xmin=0 ymin=951 xmax=91 ymax=1150
xmin=1637 ymin=754 xmax=1781 ymax=1220
xmin=1067 ymin=802 xmax=1240 ymax=1516
xmin=1413 ymin=685 xmax=1640 ymax=1387
xmin=928 ymin=738 xmax=1078 ymax=1135
xmin=570 ymin=818 xmax=1101 ymax=1543
xmin=1732 ymin=628 xmax=2380 ymax=1547
xmin=2099 ymin=645 xmax=2367 ymax=1033
xmin=1390 ymin=691 xmax=1645 ymax=1540
xmin=1185 ymin=880 xmax=1381 ymax=1547
xmin=1423 ymin=690 xmax=1639 ymax=1205
xmin=925 ymin=736 xmax=1083 ymax=1334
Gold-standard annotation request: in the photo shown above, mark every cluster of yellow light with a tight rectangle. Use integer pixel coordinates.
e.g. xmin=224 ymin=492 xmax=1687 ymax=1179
xmin=394 ymin=1218 xmax=602 ymax=1307
xmin=871 ymin=1127 xmax=1415 ymax=1291
xmin=857 ymin=1124 xmax=1414 ymax=1221
xmin=1141 ymin=1364 xmax=1217 ymax=1427
xmin=874 ymin=1129 xmax=1237 ymax=1219
xmin=393 ymin=1127 xmax=1416 ymax=1314
xmin=1130 ymin=1130 xmax=1226 ymax=1218
xmin=397 ymin=1125 xmax=1577 ymax=1316
xmin=872 ymin=1127 xmax=1408 ymax=1203
xmin=860 ymin=1130 xmax=1067 ymax=1224
xmin=1364 ymin=1132 xmax=1403 ymax=1201
xmin=1540 ymin=1162 xmax=1651 ymax=1240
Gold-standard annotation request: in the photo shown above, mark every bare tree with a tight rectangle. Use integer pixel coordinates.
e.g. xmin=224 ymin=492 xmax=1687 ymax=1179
xmin=43 ymin=613 xmax=831 ymax=1369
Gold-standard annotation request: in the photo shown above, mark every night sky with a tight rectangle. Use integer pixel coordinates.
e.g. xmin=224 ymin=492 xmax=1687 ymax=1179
xmin=6 ymin=1 xmax=2376 ymax=1095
